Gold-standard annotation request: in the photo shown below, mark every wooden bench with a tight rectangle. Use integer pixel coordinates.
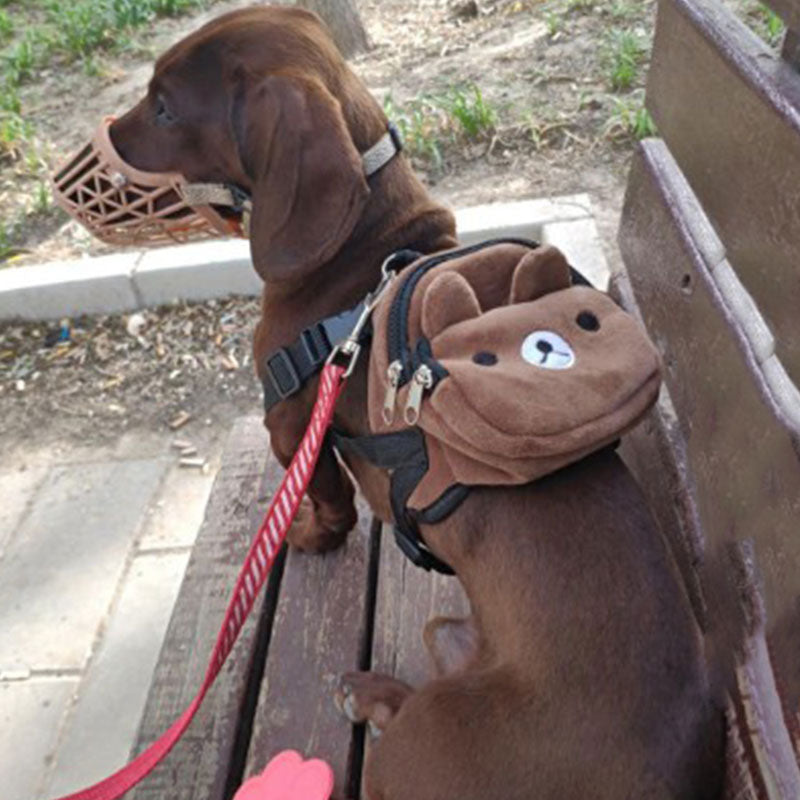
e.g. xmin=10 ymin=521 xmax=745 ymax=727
xmin=128 ymin=2 xmax=800 ymax=797
xmin=128 ymin=416 xmax=468 ymax=800
xmin=615 ymin=0 xmax=800 ymax=794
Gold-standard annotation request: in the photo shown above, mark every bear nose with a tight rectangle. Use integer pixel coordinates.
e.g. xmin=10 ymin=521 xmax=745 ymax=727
xmin=536 ymin=340 xmax=553 ymax=355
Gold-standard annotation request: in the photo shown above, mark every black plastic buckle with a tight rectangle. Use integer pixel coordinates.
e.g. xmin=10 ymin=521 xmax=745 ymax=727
xmin=388 ymin=121 xmax=403 ymax=154
xmin=299 ymin=326 xmax=329 ymax=366
xmin=225 ymin=183 xmax=252 ymax=213
xmin=265 ymin=349 xmax=302 ymax=400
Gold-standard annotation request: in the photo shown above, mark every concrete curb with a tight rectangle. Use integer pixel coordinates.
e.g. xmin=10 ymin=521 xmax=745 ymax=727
xmin=0 ymin=194 xmax=607 ymax=321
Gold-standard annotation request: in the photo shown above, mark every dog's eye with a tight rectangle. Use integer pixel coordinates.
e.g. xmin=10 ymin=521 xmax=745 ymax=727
xmin=154 ymin=95 xmax=177 ymax=127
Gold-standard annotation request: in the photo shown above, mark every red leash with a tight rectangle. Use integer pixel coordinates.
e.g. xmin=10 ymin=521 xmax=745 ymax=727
xmin=53 ymin=363 xmax=347 ymax=800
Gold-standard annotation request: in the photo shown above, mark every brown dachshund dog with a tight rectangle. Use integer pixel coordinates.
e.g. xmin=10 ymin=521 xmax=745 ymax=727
xmin=110 ymin=6 xmax=724 ymax=798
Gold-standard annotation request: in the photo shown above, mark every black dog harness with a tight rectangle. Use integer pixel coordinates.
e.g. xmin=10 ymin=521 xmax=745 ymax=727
xmin=259 ymin=239 xmax=599 ymax=575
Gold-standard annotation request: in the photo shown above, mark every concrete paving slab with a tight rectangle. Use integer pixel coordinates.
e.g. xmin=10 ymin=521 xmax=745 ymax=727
xmin=541 ymin=215 xmax=611 ymax=290
xmin=0 ymin=465 xmax=48 ymax=557
xmin=0 ymin=459 xmax=167 ymax=671
xmin=0 ymin=252 xmax=140 ymax=321
xmin=139 ymin=464 xmax=215 ymax=550
xmin=0 ymin=677 xmax=79 ymax=800
xmin=43 ymin=550 xmax=190 ymax=799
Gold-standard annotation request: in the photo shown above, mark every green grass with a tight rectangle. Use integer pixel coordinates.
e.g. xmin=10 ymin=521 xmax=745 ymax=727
xmin=754 ymin=3 xmax=785 ymax=46
xmin=604 ymin=92 xmax=657 ymax=141
xmin=440 ymin=84 xmax=497 ymax=140
xmin=385 ymin=83 xmax=498 ymax=169
xmin=604 ymin=28 xmax=648 ymax=91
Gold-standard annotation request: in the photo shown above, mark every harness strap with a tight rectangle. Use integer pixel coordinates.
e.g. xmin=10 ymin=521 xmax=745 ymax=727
xmin=262 ymin=304 xmax=366 ymax=413
xmin=261 ymin=250 xmax=422 ymax=414
xmin=331 ymin=429 xmax=457 ymax=575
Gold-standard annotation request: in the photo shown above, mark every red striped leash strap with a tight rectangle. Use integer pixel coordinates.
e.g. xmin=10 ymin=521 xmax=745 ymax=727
xmin=53 ymin=362 xmax=348 ymax=800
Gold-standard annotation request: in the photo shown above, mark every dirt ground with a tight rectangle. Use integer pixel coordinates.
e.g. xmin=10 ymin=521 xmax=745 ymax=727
xmin=3 ymin=0 xmax=659 ymax=451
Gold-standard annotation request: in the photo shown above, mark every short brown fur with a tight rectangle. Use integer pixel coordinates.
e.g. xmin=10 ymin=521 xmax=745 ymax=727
xmin=110 ymin=7 xmax=724 ymax=798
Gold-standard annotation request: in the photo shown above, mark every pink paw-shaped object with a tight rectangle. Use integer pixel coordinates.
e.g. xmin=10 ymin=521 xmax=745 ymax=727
xmin=234 ymin=750 xmax=334 ymax=800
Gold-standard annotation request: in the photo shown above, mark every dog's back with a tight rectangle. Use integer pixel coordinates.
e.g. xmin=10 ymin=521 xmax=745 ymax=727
xmin=365 ymin=450 xmax=724 ymax=799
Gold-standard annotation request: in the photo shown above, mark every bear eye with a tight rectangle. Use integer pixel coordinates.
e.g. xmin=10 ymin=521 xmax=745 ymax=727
xmin=576 ymin=311 xmax=600 ymax=331
xmin=473 ymin=351 xmax=497 ymax=366
xmin=154 ymin=95 xmax=177 ymax=127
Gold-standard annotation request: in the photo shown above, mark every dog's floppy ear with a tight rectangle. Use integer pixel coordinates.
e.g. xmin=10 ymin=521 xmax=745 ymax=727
xmin=239 ymin=73 xmax=370 ymax=281
xmin=509 ymin=245 xmax=572 ymax=304
xmin=422 ymin=272 xmax=482 ymax=339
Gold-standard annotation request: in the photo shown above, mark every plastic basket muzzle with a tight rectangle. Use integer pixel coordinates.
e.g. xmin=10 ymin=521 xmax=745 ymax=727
xmin=52 ymin=117 xmax=243 ymax=247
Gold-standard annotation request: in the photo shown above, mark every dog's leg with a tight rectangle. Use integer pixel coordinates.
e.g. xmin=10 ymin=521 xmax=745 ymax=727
xmin=335 ymin=672 xmax=413 ymax=736
xmin=423 ymin=616 xmax=480 ymax=676
xmin=268 ymin=406 xmax=359 ymax=552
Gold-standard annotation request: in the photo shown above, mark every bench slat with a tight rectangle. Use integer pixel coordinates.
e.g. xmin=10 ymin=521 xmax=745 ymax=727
xmin=619 ymin=139 xmax=800 ymax=713
xmin=244 ymin=499 xmax=376 ymax=798
xmin=647 ymin=0 xmax=800 ymax=385
xmin=371 ymin=524 xmax=469 ymax=691
xmin=129 ymin=416 xmax=278 ymax=800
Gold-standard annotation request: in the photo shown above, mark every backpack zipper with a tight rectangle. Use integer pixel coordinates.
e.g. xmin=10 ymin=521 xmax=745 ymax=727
xmin=403 ymin=364 xmax=434 ymax=425
xmin=386 ymin=237 xmax=541 ymax=388
xmin=382 ymin=359 xmax=404 ymax=424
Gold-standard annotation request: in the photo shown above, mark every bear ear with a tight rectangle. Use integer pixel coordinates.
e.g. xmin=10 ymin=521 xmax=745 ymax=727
xmin=509 ymin=246 xmax=572 ymax=304
xmin=421 ymin=272 xmax=482 ymax=339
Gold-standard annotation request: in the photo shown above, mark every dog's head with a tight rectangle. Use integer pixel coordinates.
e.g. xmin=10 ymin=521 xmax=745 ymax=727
xmin=109 ymin=7 xmax=383 ymax=279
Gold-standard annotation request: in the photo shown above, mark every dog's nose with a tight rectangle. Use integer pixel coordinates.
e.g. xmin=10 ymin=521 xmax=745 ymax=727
xmin=536 ymin=340 xmax=553 ymax=355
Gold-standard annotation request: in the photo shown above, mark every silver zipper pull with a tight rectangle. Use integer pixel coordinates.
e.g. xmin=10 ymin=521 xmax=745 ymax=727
xmin=404 ymin=365 xmax=433 ymax=425
xmin=382 ymin=360 xmax=403 ymax=425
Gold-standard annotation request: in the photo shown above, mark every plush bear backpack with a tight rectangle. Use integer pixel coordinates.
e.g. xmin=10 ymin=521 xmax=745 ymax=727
xmin=334 ymin=239 xmax=662 ymax=573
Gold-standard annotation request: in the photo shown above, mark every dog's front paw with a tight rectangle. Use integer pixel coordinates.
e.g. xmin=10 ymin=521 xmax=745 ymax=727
xmin=334 ymin=672 xmax=412 ymax=734
xmin=287 ymin=499 xmax=356 ymax=554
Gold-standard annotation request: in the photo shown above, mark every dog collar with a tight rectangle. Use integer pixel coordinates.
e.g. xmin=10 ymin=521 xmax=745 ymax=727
xmin=181 ymin=123 xmax=404 ymax=237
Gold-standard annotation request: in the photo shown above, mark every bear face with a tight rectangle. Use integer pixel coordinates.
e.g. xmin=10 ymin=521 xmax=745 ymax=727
xmin=418 ymin=249 xmax=661 ymax=445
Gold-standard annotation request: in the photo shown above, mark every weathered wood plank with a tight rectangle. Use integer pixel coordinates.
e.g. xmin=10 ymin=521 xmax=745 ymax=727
xmin=244 ymin=498 xmax=377 ymax=798
xmin=647 ymin=0 xmax=800 ymax=384
xmin=784 ymin=27 xmax=800 ymax=68
xmin=371 ymin=524 xmax=470 ymax=690
xmin=130 ymin=417 xmax=280 ymax=800
xmin=618 ymin=140 xmax=800 ymax=713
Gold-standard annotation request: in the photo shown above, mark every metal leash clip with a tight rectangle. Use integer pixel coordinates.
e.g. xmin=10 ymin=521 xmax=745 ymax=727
xmin=327 ymin=254 xmax=398 ymax=378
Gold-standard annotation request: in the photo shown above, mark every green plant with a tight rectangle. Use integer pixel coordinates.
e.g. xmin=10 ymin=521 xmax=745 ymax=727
xmin=755 ymin=3 xmax=785 ymax=46
xmin=605 ymin=28 xmax=648 ymax=91
xmin=0 ymin=10 xmax=13 ymax=42
xmin=0 ymin=111 xmax=34 ymax=161
xmin=440 ymin=83 xmax=497 ymax=140
xmin=49 ymin=1 xmax=113 ymax=59
xmin=0 ymin=79 xmax=19 ymax=113
xmin=385 ymin=95 xmax=444 ymax=167
xmin=5 ymin=33 xmax=39 ymax=83
xmin=150 ymin=0 xmax=207 ymax=15
xmin=566 ymin=0 xmax=593 ymax=12
xmin=608 ymin=1 xmax=638 ymax=21
xmin=604 ymin=93 xmax=657 ymax=141
xmin=544 ymin=11 xmax=563 ymax=38
xmin=109 ymin=0 xmax=155 ymax=27
xmin=33 ymin=180 xmax=51 ymax=214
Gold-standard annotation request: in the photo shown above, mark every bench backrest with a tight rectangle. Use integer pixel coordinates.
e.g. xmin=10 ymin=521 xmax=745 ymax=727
xmin=616 ymin=0 xmax=800 ymax=796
